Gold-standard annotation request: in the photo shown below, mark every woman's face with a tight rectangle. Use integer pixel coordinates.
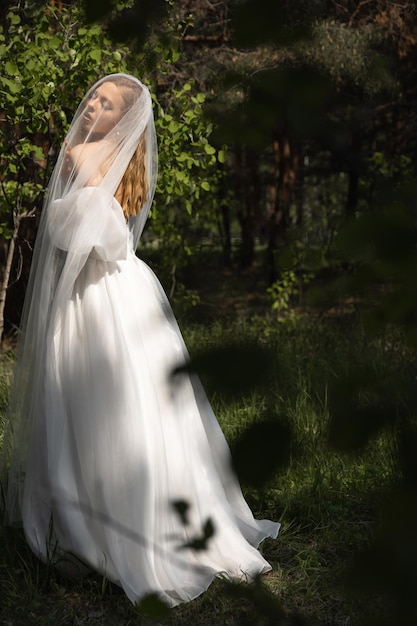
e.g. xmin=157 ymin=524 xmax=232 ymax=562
xmin=82 ymin=82 xmax=126 ymax=136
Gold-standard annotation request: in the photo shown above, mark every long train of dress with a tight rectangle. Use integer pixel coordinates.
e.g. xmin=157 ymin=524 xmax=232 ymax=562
xmin=20 ymin=188 xmax=280 ymax=606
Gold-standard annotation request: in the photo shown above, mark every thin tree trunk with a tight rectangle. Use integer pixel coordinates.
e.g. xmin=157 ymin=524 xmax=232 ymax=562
xmin=0 ymin=220 xmax=19 ymax=343
xmin=220 ymin=201 xmax=232 ymax=267
xmin=235 ymin=147 xmax=251 ymax=267
xmin=239 ymin=150 xmax=260 ymax=268
xmin=267 ymin=137 xmax=299 ymax=283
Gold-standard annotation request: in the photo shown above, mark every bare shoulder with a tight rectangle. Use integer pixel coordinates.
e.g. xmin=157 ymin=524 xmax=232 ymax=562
xmin=70 ymin=141 xmax=102 ymax=166
xmin=67 ymin=140 xmax=114 ymax=187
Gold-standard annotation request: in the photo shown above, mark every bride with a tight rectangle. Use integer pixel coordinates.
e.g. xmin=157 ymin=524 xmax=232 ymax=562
xmin=2 ymin=74 xmax=279 ymax=607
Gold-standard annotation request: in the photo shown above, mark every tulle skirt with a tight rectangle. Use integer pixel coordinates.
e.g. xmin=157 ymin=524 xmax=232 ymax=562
xmin=21 ymin=250 xmax=279 ymax=606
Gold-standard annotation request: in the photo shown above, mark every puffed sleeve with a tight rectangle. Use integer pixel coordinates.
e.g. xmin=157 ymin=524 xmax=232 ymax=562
xmin=48 ymin=187 xmax=128 ymax=262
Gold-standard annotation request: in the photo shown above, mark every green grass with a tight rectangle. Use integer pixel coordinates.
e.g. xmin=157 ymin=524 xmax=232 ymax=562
xmin=0 ymin=312 xmax=411 ymax=625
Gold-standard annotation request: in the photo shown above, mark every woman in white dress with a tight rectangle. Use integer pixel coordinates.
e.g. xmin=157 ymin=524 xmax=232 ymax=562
xmin=2 ymin=74 xmax=279 ymax=607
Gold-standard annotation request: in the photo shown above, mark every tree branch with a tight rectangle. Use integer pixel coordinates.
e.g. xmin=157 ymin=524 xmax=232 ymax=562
xmin=181 ymin=34 xmax=230 ymax=45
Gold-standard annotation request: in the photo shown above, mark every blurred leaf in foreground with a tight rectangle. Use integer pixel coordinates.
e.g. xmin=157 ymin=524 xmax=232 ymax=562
xmin=171 ymin=342 xmax=275 ymax=401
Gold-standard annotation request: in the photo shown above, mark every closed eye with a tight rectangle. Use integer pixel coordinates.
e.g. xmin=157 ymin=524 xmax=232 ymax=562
xmin=88 ymin=91 xmax=113 ymax=110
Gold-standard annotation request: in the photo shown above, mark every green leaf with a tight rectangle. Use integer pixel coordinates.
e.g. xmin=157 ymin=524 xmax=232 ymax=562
xmin=89 ymin=48 xmax=102 ymax=62
xmin=1 ymin=75 xmax=22 ymax=94
xmin=168 ymin=120 xmax=180 ymax=133
xmin=48 ymin=37 xmax=61 ymax=50
xmin=204 ymin=144 xmax=216 ymax=155
xmin=194 ymin=93 xmax=205 ymax=103
xmin=201 ymin=181 xmax=211 ymax=191
xmin=218 ymin=149 xmax=226 ymax=163
xmin=5 ymin=60 xmax=18 ymax=75
xmin=7 ymin=12 xmax=21 ymax=25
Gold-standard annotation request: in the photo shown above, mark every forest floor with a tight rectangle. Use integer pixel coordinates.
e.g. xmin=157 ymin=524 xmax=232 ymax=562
xmin=0 ymin=254 xmax=411 ymax=625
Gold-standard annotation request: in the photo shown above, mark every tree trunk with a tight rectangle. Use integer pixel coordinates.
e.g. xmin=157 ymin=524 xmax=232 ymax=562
xmin=220 ymin=201 xmax=232 ymax=267
xmin=267 ymin=136 xmax=299 ymax=283
xmin=236 ymin=148 xmax=260 ymax=269
xmin=0 ymin=219 xmax=19 ymax=343
xmin=245 ymin=150 xmax=260 ymax=268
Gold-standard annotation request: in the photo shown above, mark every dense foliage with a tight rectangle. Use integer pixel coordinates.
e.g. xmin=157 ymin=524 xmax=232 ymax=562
xmin=2 ymin=0 xmax=417 ymax=329
xmin=0 ymin=0 xmax=220 ymax=336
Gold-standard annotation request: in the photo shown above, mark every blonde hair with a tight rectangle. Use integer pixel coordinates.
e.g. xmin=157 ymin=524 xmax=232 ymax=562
xmin=102 ymin=76 xmax=149 ymax=219
xmin=115 ymin=131 xmax=148 ymax=219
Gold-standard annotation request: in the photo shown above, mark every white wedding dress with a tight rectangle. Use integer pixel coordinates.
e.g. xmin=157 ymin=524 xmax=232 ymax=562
xmin=20 ymin=186 xmax=279 ymax=607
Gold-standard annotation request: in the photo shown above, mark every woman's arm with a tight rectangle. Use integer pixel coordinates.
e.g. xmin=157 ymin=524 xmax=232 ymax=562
xmin=49 ymin=187 xmax=128 ymax=262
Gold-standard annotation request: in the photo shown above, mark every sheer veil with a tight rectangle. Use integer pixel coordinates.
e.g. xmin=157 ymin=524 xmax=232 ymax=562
xmin=1 ymin=74 xmax=158 ymax=523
